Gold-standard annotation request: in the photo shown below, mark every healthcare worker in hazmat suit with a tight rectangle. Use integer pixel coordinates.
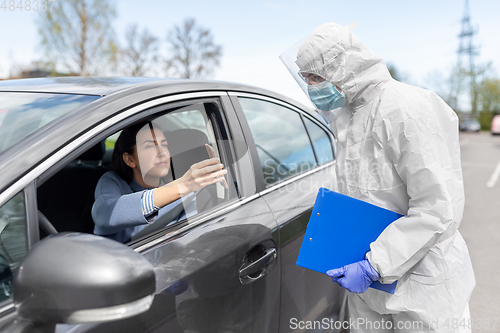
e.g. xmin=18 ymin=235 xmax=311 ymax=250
xmin=280 ymin=22 xmax=475 ymax=332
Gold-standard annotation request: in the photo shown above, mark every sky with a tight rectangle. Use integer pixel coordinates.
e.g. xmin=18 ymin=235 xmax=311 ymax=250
xmin=1 ymin=0 xmax=499 ymax=107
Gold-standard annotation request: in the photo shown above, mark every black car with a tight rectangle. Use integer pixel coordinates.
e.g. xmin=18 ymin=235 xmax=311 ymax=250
xmin=0 ymin=77 xmax=346 ymax=333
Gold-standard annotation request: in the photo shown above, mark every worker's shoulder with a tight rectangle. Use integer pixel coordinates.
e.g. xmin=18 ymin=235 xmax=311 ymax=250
xmin=377 ymin=80 xmax=452 ymax=121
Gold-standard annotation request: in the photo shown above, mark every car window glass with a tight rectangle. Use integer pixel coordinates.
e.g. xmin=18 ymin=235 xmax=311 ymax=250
xmin=0 ymin=192 xmax=28 ymax=303
xmin=104 ymin=111 xmax=209 ymax=155
xmin=303 ymin=116 xmax=334 ymax=164
xmin=37 ymin=101 xmax=237 ymax=244
xmin=165 ymin=109 xmax=208 ymax=134
xmin=238 ymin=98 xmax=316 ymax=186
xmin=0 ymin=92 xmax=100 ymax=154
xmin=105 ymin=131 xmax=121 ymax=152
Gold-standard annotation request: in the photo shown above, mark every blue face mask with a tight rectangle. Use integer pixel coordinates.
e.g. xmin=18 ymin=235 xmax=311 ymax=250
xmin=307 ymin=81 xmax=345 ymax=111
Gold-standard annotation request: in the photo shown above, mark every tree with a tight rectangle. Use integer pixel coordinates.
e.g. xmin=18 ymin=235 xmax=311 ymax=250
xmin=119 ymin=24 xmax=159 ymax=77
xmin=165 ymin=18 xmax=222 ymax=79
xmin=426 ymin=65 xmax=465 ymax=113
xmin=8 ymin=60 xmax=56 ymax=79
xmin=477 ymin=78 xmax=500 ymax=129
xmin=37 ymin=0 xmax=117 ymax=76
xmin=426 ymin=60 xmax=500 ymax=128
xmin=387 ymin=63 xmax=408 ymax=83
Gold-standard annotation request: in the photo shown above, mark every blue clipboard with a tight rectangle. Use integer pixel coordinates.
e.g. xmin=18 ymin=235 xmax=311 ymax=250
xmin=297 ymin=188 xmax=402 ymax=294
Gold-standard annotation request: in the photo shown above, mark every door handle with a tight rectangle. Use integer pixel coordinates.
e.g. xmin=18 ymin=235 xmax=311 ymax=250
xmin=239 ymin=247 xmax=277 ymax=278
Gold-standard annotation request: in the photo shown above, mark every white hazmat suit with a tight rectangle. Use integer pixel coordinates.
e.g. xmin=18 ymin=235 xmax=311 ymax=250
xmin=289 ymin=23 xmax=475 ymax=332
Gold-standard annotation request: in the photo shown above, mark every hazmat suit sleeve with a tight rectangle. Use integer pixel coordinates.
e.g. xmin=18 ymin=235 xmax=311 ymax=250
xmin=366 ymin=89 xmax=464 ymax=284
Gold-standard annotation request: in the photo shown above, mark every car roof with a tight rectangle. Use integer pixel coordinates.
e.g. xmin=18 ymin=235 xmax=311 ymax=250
xmin=0 ymin=77 xmax=308 ymax=107
xmin=0 ymin=76 xmax=315 ymax=115
xmin=0 ymin=77 xmax=171 ymax=96
xmin=0 ymin=77 xmax=320 ymax=193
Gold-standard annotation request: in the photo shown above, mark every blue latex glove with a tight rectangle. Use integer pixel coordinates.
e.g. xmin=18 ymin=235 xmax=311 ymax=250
xmin=326 ymin=259 xmax=380 ymax=293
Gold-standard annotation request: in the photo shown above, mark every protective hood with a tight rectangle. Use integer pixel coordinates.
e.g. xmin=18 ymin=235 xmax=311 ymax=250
xmin=281 ymin=22 xmax=392 ymax=111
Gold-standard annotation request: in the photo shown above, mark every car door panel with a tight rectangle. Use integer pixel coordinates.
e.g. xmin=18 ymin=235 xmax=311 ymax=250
xmin=229 ymin=94 xmax=346 ymax=331
xmin=261 ymin=166 xmax=346 ymax=332
xmin=53 ymin=197 xmax=279 ymax=333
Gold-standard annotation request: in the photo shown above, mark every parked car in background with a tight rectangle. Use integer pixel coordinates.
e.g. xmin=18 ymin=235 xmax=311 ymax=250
xmin=459 ymin=118 xmax=481 ymax=132
xmin=491 ymin=115 xmax=500 ymax=135
xmin=0 ymin=77 xmax=347 ymax=333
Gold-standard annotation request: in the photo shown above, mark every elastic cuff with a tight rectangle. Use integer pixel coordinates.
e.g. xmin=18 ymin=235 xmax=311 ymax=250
xmin=364 ymin=258 xmax=380 ymax=281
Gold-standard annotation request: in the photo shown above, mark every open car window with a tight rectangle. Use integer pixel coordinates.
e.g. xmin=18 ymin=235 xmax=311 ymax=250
xmin=126 ymin=103 xmax=238 ymax=241
xmin=36 ymin=100 xmax=238 ymax=244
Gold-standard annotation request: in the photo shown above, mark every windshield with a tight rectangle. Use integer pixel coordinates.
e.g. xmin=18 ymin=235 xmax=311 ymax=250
xmin=0 ymin=92 xmax=100 ymax=154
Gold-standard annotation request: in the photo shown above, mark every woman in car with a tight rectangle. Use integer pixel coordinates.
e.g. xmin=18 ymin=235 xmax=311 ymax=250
xmin=92 ymin=121 xmax=227 ymax=243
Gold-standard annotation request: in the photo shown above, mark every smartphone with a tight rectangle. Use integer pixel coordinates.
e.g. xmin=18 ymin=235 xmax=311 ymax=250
xmin=205 ymin=144 xmax=229 ymax=189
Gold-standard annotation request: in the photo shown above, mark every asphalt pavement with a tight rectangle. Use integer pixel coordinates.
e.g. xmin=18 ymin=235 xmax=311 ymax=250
xmin=458 ymin=131 xmax=500 ymax=332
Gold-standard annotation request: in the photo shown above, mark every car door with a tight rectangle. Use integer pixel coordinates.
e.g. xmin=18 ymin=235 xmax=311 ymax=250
xmin=230 ymin=94 xmax=347 ymax=333
xmin=29 ymin=93 xmax=281 ymax=333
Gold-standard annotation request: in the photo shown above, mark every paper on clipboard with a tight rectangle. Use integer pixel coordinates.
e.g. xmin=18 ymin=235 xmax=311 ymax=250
xmin=296 ymin=188 xmax=401 ymax=294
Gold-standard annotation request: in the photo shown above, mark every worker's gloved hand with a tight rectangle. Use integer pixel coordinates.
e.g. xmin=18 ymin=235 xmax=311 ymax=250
xmin=326 ymin=259 xmax=380 ymax=293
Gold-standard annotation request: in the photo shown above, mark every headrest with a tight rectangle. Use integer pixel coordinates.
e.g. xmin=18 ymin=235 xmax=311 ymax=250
xmin=165 ymin=129 xmax=210 ymax=179
xmin=165 ymin=129 xmax=209 ymax=156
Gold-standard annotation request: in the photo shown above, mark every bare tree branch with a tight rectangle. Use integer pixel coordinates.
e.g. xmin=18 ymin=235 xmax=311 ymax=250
xmin=37 ymin=0 xmax=117 ymax=76
xmin=119 ymin=24 xmax=159 ymax=76
xmin=165 ymin=18 xmax=222 ymax=79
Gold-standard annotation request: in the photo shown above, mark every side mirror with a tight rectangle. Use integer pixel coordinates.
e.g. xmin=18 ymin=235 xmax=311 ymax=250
xmin=9 ymin=233 xmax=155 ymax=330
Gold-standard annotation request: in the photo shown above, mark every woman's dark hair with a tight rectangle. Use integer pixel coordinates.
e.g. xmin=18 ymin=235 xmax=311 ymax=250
xmin=112 ymin=121 xmax=152 ymax=183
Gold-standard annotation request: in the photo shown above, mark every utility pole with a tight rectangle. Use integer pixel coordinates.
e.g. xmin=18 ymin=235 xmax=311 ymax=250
xmin=457 ymin=0 xmax=479 ymax=115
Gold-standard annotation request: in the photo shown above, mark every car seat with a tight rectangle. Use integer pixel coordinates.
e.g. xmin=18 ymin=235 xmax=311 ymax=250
xmin=37 ymin=141 xmax=109 ymax=234
xmin=165 ymin=128 xmax=221 ymax=213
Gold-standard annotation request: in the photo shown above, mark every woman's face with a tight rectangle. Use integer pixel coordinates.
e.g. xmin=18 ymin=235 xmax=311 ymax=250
xmin=127 ymin=126 xmax=171 ymax=186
